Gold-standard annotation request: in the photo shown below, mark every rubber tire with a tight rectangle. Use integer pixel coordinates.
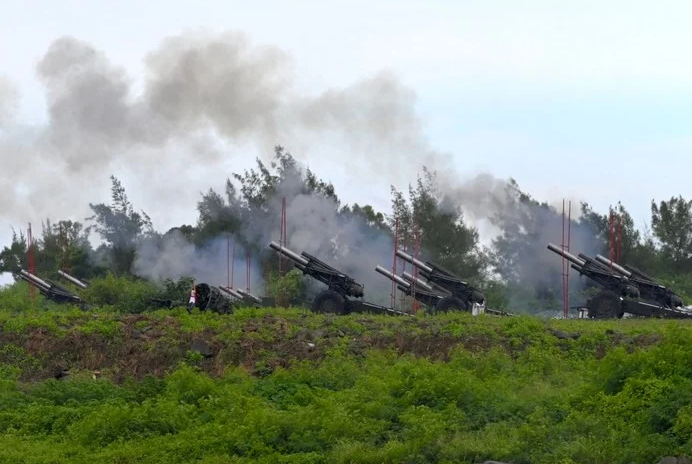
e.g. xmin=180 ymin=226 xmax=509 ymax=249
xmin=312 ymin=290 xmax=347 ymax=315
xmin=588 ymin=290 xmax=624 ymax=319
xmin=432 ymin=295 xmax=469 ymax=314
xmin=215 ymin=300 xmax=234 ymax=314
xmin=669 ymin=294 xmax=684 ymax=308
xmin=194 ymin=284 xmax=211 ymax=312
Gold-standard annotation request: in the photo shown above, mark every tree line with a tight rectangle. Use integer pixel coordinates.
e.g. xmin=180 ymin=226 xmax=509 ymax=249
xmin=2 ymin=146 xmax=692 ymax=313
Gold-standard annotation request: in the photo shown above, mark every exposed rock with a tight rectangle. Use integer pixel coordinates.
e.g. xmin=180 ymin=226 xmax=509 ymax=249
xmin=132 ymin=326 xmax=152 ymax=339
xmin=191 ymin=339 xmax=214 ymax=358
xmin=657 ymin=457 xmax=691 ymax=464
xmin=295 ymin=328 xmax=310 ymax=341
xmin=548 ymin=328 xmax=581 ymax=340
xmin=311 ymin=329 xmax=326 ymax=340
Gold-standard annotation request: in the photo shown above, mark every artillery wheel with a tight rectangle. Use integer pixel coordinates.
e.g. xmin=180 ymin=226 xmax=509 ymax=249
xmin=471 ymin=290 xmax=486 ymax=305
xmin=588 ymin=290 xmax=624 ymax=319
xmin=431 ymin=296 xmax=469 ymax=314
xmin=669 ymin=294 xmax=684 ymax=308
xmin=194 ymin=284 xmax=212 ymax=311
xmin=312 ymin=290 xmax=347 ymax=315
xmin=214 ymin=300 xmax=234 ymax=314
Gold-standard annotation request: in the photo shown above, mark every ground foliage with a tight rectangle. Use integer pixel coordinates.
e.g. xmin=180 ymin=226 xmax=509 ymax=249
xmin=0 ymin=280 xmax=691 ymax=463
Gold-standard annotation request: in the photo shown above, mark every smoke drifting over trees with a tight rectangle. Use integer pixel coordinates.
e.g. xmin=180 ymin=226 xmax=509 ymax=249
xmin=1 ymin=31 xmax=456 ymax=224
xmin=3 ymin=30 xmax=690 ymax=313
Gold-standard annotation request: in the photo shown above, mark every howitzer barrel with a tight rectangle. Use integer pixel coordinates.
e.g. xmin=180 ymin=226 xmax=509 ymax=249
xmin=594 ymin=255 xmax=633 ymax=278
xmin=237 ymin=288 xmax=262 ymax=304
xmin=20 ymin=269 xmax=52 ymax=290
xmin=547 ymin=243 xmax=586 ymax=267
xmin=219 ymin=286 xmax=245 ymax=300
xmin=624 ymin=264 xmax=657 ymax=283
xmin=18 ymin=274 xmax=49 ymax=291
xmin=395 ymin=250 xmax=434 ymax=273
xmin=58 ymin=270 xmax=88 ymax=289
xmin=269 ymin=241 xmax=309 ymax=266
xmin=396 ymin=284 xmax=411 ymax=294
xmin=401 ymin=271 xmax=434 ymax=291
xmin=375 ymin=265 xmax=411 ymax=289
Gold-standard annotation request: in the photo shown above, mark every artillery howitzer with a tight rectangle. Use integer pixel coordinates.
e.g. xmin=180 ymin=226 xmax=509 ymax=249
xmin=148 ymin=283 xmax=242 ymax=314
xmin=375 ymin=265 xmax=444 ymax=309
xmin=376 ymin=264 xmax=512 ymax=316
xmin=17 ymin=269 xmax=86 ymax=307
xmin=191 ymin=283 xmax=234 ymax=314
xmin=547 ymin=243 xmax=692 ymax=319
xmin=393 ymin=250 xmax=490 ymax=314
xmin=269 ymin=241 xmax=411 ymax=316
xmin=593 ymin=254 xmax=685 ymax=308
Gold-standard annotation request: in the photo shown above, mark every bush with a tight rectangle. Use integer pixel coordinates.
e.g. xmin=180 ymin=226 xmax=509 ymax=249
xmin=266 ymin=269 xmax=304 ymax=307
xmin=80 ymin=273 xmax=158 ymax=313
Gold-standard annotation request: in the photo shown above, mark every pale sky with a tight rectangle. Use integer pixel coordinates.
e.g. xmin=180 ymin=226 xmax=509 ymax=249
xmin=1 ymin=0 xmax=691 ymax=284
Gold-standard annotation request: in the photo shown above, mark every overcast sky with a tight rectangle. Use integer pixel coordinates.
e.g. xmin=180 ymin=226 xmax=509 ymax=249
xmin=1 ymin=0 xmax=691 ymax=284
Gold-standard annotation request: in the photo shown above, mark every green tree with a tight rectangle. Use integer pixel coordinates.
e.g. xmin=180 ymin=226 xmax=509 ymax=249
xmin=341 ymin=204 xmax=390 ymax=233
xmin=489 ymin=180 xmax=601 ymax=313
xmin=195 ymin=180 xmax=244 ymax=245
xmin=651 ymin=195 xmax=692 ymax=273
xmin=580 ymin=201 xmax=660 ymax=273
xmin=39 ymin=219 xmax=98 ymax=279
xmin=390 ymin=167 xmax=486 ymax=281
xmin=0 ymin=221 xmax=99 ymax=281
xmin=0 ymin=228 xmax=27 ymax=276
xmin=86 ymin=176 xmax=154 ymax=274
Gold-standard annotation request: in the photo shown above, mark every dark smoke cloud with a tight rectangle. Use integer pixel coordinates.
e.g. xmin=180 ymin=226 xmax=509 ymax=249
xmin=0 ymin=30 xmax=597 ymax=306
xmin=133 ymin=231 xmax=265 ymax=292
xmin=133 ymin=164 xmax=396 ymax=305
xmin=431 ymin=171 xmax=598 ymax=312
xmin=0 ymin=31 xmax=449 ymax=225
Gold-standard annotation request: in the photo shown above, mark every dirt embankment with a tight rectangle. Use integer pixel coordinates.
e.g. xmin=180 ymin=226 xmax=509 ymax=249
xmin=0 ymin=312 xmax=662 ymax=383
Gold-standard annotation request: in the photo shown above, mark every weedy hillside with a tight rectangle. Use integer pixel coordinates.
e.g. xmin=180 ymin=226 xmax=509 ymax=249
xmin=1 ymin=280 xmax=692 ymax=464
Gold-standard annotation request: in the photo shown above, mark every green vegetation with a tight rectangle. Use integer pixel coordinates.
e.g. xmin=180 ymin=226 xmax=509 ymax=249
xmin=3 ymin=147 xmax=692 ymax=462
xmin=0 ymin=276 xmax=691 ymax=463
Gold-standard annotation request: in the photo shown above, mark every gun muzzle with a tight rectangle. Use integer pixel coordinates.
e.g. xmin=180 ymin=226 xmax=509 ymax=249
xmin=375 ymin=265 xmax=411 ymax=289
xmin=219 ymin=286 xmax=245 ymax=300
xmin=395 ymin=250 xmax=434 ymax=273
xmin=237 ymin=288 xmax=262 ymax=304
xmin=58 ymin=270 xmax=89 ymax=289
xmin=18 ymin=274 xmax=48 ymax=291
xmin=269 ymin=241 xmax=309 ymax=266
xmin=547 ymin=243 xmax=586 ymax=267
xmin=20 ymin=269 xmax=52 ymax=290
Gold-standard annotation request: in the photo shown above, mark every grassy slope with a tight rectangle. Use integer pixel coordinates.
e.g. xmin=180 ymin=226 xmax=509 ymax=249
xmin=1 ymin=305 xmax=692 ymax=463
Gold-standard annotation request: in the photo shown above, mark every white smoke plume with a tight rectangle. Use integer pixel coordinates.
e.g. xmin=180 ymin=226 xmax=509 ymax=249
xmin=269 ymin=181 xmax=396 ymax=305
xmin=1 ymin=31 xmax=450 ymax=225
xmin=133 ymin=231 xmax=264 ymax=293
xmin=132 ymin=160 xmax=397 ymax=305
xmin=0 ymin=29 xmax=599 ymax=308
xmin=0 ymin=76 xmax=18 ymax=128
